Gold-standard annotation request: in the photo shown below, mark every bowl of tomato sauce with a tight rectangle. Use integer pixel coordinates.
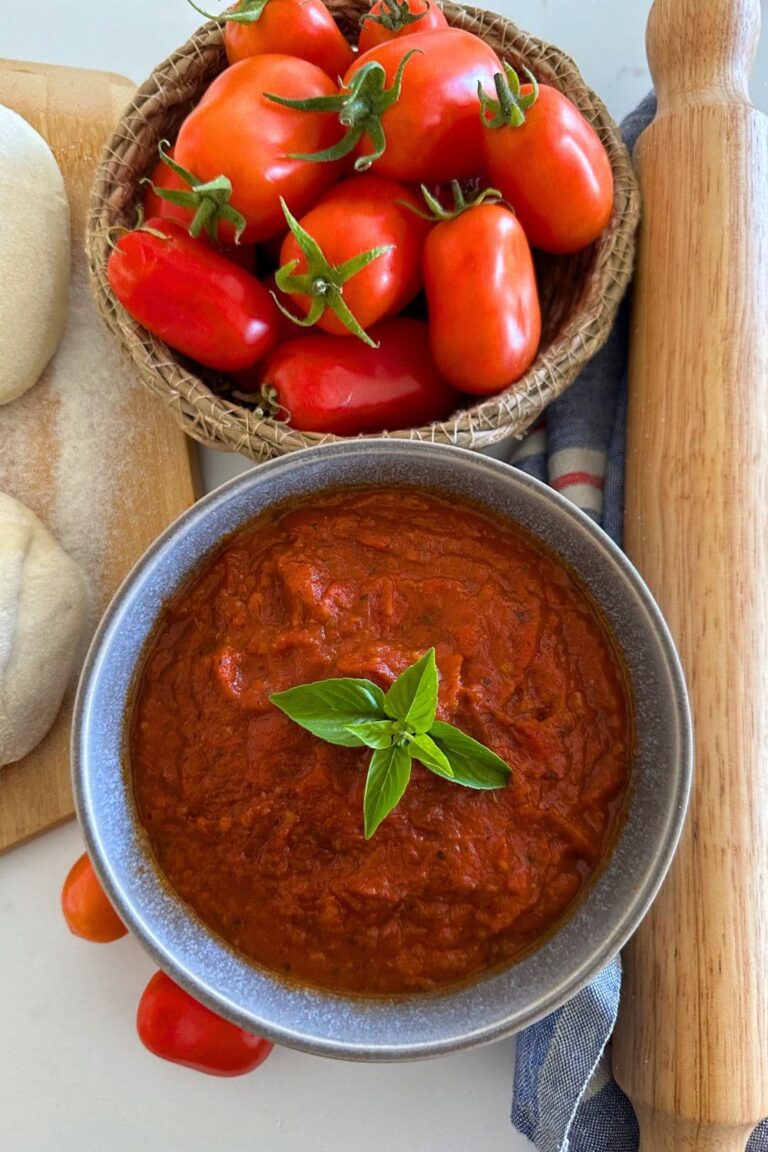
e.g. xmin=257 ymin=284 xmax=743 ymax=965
xmin=73 ymin=441 xmax=691 ymax=1059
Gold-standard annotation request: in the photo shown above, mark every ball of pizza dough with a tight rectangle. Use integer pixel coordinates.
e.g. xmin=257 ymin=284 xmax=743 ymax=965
xmin=0 ymin=106 xmax=70 ymax=406
xmin=0 ymin=492 xmax=88 ymax=767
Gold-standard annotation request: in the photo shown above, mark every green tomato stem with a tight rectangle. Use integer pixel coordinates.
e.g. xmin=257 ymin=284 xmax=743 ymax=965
xmin=360 ymin=0 xmax=429 ymax=33
xmin=264 ymin=50 xmax=419 ymax=170
xmin=250 ymin=384 xmax=290 ymax=423
xmin=400 ymin=180 xmax=505 ymax=223
xmin=185 ymin=0 xmax=271 ymax=25
xmin=478 ymin=61 xmax=540 ymax=130
xmin=273 ymin=199 xmax=393 ymax=346
xmin=145 ymin=140 xmax=246 ymax=245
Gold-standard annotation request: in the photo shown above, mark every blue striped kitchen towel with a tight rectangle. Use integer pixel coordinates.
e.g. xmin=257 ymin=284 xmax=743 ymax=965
xmin=508 ymin=90 xmax=768 ymax=1152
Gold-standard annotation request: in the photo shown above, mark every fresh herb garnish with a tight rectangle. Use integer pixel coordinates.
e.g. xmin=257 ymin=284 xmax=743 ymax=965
xmin=270 ymin=649 xmax=511 ymax=838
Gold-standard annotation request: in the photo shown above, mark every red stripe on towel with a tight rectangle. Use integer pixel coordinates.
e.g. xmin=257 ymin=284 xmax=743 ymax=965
xmin=552 ymin=471 xmax=604 ymax=492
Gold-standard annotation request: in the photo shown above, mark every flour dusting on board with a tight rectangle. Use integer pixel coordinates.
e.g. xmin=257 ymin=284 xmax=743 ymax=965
xmin=0 ymin=256 xmax=137 ymax=649
xmin=49 ymin=262 xmax=138 ymax=610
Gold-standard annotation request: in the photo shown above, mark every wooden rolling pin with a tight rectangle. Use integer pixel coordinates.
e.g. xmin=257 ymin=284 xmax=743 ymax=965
xmin=612 ymin=0 xmax=768 ymax=1148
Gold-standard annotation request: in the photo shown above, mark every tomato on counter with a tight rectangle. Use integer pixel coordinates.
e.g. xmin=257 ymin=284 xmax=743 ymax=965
xmin=131 ymin=486 xmax=631 ymax=996
xmin=61 ymin=853 xmax=127 ymax=944
xmin=137 ymin=971 xmax=273 ymax=1076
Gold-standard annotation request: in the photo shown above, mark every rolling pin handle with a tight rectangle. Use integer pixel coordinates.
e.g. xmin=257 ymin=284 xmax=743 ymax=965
xmin=647 ymin=0 xmax=761 ymax=113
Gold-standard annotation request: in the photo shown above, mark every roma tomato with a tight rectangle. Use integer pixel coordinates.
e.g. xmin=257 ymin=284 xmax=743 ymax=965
xmin=175 ymin=55 xmax=344 ymax=243
xmin=276 ymin=176 xmax=431 ymax=340
xmin=344 ymin=30 xmax=500 ymax=180
xmin=137 ymin=971 xmax=273 ymax=1077
xmin=271 ymin=29 xmax=500 ymax=183
xmin=107 ymin=218 xmax=279 ymax=372
xmin=61 ymin=853 xmax=127 ymax=944
xmin=243 ymin=318 xmax=458 ymax=433
xmin=358 ymin=0 xmax=447 ymax=53
xmin=423 ymin=194 xmax=540 ymax=394
xmin=479 ymin=65 xmax=614 ymax=254
xmin=222 ymin=0 xmax=354 ymax=78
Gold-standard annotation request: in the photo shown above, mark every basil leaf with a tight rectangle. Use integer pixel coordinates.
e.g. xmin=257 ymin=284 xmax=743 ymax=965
xmin=270 ymin=678 xmax=385 ymax=747
xmin=429 ymin=721 xmax=511 ymax=789
xmin=345 ymin=720 xmax=397 ymax=749
xmin=408 ymin=732 xmax=454 ymax=778
xmin=383 ymin=648 xmax=438 ymax=733
xmin=363 ymin=743 xmax=412 ymax=838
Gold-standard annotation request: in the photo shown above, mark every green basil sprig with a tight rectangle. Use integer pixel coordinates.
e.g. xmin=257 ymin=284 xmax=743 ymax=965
xmin=270 ymin=649 xmax=510 ymax=838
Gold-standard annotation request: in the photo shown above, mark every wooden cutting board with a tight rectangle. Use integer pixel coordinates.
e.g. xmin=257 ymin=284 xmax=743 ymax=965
xmin=0 ymin=59 xmax=198 ymax=854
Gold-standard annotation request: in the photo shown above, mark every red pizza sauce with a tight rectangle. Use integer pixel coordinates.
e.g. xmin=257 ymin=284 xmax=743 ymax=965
xmin=131 ymin=486 xmax=631 ymax=995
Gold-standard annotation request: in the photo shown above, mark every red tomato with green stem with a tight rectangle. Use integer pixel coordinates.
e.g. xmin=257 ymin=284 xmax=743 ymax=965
xmin=141 ymin=145 xmax=257 ymax=271
xmin=479 ymin=64 xmax=614 ymax=254
xmin=275 ymin=176 xmax=431 ymax=343
xmin=175 ymin=55 xmax=345 ymax=244
xmin=241 ymin=318 xmax=458 ymax=434
xmin=420 ymin=185 xmax=540 ymax=394
xmin=358 ymin=0 xmax=447 ymax=53
xmin=187 ymin=0 xmax=354 ymax=78
xmin=137 ymin=971 xmax=273 ymax=1077
xmin=266 ymin=29 xmax=501 ymax=183
xmin=107 ymin=218 xmax=279 ymax=372
xmin=61 ymin=853 xmax=127 ymax=944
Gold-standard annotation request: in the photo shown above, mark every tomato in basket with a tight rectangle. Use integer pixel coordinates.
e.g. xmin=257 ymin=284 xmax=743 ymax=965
xmin=141 ymin=146 xmax=257 ymax=270
xmin=239 ymin=318 xmax=459 ymax=434
xmin=208 ymin=0 xmax=354 ymax=78
xmin=175 ymin=55 xmax=345 ymax=244
xmin=479 ymin=64 xmax=614 ymax=254
xmin=358 ymin=0 xmax=447 ymax=53
xmin=274 ymin=176 xmax=432 ymax=344
xmin=419 ymin=185 xmax=541 ymax=394
xmin=107 ymin=218 xmax=279 ymax=372
xmin=265 ymin=28 xmax=501 ymax=183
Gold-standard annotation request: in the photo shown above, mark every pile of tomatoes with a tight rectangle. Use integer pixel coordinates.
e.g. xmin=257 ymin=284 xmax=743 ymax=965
xmin=107 ymin=0 xmax=614 ymax=437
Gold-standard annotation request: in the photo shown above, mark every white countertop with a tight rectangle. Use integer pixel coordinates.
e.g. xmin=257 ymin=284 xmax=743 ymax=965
xmin=2 ymin=4 xmax=768 ymax=1150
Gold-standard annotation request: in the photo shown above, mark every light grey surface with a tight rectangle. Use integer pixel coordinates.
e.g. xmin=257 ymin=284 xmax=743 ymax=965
xmin=74 ymin=443 xmax=690 ymax=1058
xmin=0 ymin=1 xmax=765 ymax=1149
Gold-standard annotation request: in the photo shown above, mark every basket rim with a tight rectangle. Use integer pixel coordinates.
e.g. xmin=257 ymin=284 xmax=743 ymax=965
xmin=86 ymin=0 xmax=640 ymax=462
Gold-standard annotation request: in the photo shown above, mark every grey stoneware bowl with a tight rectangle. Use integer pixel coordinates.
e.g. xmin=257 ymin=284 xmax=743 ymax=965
xmin=73 ymin=441 xmax=692 ymax=1061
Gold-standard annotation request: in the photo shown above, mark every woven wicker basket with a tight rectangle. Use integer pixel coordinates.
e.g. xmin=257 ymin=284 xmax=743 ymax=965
xmin=87 ymin=1 xmax=640 ymax=462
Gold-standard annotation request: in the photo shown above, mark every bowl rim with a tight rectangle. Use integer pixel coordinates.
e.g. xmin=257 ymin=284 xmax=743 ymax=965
xmin=73 ymin=441 xmax=692 ymax=1059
